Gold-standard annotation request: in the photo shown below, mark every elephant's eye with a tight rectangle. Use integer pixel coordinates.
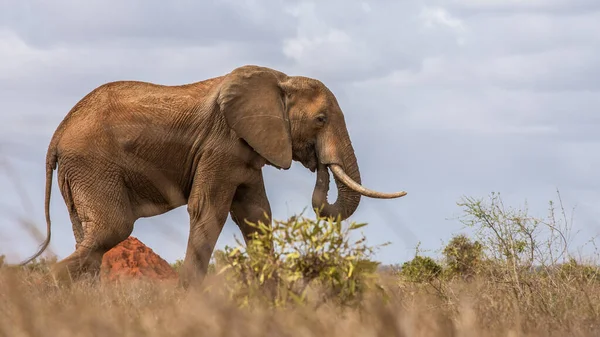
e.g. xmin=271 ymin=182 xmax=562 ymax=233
xmin=315 ymin=114 xmax=327 ymax=124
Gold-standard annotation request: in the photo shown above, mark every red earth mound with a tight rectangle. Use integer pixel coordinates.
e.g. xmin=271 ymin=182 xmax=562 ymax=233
xmin=101 ymin=236 xmax=178 ymax=282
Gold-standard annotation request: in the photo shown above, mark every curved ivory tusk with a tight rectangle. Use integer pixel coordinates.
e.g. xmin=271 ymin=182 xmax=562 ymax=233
xmin=329 ymin=164 xmax=407 ymax=199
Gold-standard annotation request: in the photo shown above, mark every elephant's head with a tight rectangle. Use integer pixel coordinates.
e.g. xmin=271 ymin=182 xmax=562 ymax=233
xmin=218 ymin=65 xmax=407 ymax=221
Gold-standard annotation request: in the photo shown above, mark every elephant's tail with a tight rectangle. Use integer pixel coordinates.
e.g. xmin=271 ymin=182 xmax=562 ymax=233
xmin=18 ymin=146 xmax=58 ymax=266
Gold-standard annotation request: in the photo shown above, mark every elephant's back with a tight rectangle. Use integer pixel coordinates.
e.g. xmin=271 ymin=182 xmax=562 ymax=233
xmin=54 ymin=81 xmax=186 ymax=153
xmin=53 ymin=82 xmax=124 ymax=155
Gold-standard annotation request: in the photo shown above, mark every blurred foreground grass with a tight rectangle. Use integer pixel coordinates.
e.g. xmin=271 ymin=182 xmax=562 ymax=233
xmin=1 ymin=191 xmax=600 ymax=337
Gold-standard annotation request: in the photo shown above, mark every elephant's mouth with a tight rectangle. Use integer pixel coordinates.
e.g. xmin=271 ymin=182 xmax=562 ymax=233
xmin=306 ymin=156 xmax=318 ymax=172
xmin=293 ymin=142 xmax=318 ymax=172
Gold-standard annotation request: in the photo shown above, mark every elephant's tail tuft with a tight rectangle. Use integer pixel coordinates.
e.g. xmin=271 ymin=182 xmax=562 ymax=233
xmin=18 ymin=146 xmax=57 ymax=266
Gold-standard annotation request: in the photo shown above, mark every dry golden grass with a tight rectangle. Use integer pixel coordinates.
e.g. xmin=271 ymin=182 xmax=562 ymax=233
xmin=1 ymin=165 xmax=596 ymax=337
xmin=1 ymin=266 xmax=599 ymax=337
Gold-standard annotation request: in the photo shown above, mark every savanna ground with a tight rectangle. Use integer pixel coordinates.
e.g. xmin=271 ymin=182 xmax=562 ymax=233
xmin=1 ymin=190 xmax=600 ymax=337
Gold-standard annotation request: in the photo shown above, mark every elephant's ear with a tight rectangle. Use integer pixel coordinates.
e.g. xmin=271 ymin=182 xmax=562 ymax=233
xmin=217 ymin=66 xmax=293 ymax=169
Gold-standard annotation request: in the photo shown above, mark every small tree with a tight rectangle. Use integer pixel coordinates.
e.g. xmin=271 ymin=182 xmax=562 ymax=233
xmin=455 ymin=190 xmax=581 ymax=303
xmin=457 ymin=191 xmax=574 ymax=268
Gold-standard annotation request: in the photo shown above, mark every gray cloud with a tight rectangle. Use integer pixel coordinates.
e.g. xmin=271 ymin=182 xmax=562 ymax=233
xmin=440 ymin=0 xmax=600 ymax=16
xmin=0 ymin=0 xmax=296 ymax=48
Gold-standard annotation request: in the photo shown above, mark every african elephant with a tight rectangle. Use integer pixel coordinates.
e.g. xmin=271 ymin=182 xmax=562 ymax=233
xmin=19 ymin=65 xmax=407 ymax=287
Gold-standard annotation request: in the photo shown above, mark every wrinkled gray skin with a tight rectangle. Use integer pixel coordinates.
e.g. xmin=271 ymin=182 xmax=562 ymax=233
xmin=20 ymin=65 xmax=407 ymax=287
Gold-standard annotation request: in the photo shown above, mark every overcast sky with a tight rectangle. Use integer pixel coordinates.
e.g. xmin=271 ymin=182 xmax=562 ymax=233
xmin=1 ymin=0 xmax=599 ymax=265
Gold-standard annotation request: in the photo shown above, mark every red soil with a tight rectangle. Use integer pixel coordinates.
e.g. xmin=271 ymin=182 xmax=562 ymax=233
xmin=101 ymin=236 xmax=178 ymax=282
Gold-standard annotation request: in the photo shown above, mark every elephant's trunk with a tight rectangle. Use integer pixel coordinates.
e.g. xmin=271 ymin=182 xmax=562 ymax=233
xmin=311 ymin=138 xmax=407 ymax=221
xmin=311 ymin=149 xmax=362 ymax=221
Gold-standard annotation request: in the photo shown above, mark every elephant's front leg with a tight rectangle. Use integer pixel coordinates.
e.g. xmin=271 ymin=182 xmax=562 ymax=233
xmin=180 ymin=170 xmax=238 ymax=289
xmin=228 ymin=172 xmax=277 ymax=299
xmin=229 ymin=172 xmax=272 ymax=245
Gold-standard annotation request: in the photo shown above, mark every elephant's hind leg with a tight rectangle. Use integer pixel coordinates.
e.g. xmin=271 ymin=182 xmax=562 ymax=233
xmin=51 ymin=219 xmax=135 ymax=286
xmin=50 ymin=180 xmax=136 ymax=286
xmin=58 ymin=173 xmax=85 ymax=247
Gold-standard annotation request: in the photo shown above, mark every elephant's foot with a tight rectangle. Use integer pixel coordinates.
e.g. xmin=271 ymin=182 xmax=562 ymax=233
xmin=178 ymin=258 xmax=209 ymax=290
xmin=48 ymin=249 xmax=104 ymax=288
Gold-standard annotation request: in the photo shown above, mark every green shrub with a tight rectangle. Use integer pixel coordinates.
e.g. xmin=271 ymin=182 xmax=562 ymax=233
xmin=557 ymin=258 xmax=600 ymax=282
xmin=442 ymin=234 xmax=484 ymax=279
xmin=398 ymin=255 xmax=443 ymax=283
xmin=216 ymin=213 xmax=387 ymax=308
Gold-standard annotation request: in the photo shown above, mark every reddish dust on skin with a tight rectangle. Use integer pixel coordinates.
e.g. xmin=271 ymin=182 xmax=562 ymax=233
xmin=101 ymin=236 xmax=178 ymax=282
